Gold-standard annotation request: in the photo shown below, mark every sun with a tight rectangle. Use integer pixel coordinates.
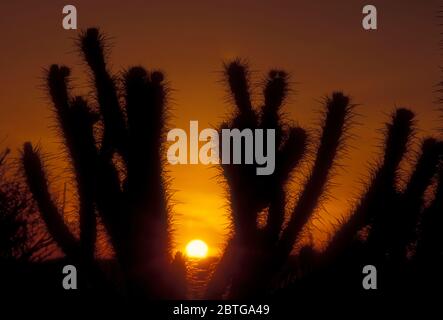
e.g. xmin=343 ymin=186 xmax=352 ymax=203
xmin=185 ymin=239 xmax=208 ymax=258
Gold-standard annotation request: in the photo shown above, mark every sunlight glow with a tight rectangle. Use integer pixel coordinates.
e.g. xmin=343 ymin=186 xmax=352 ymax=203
xmin=185 ymin=239 xmax=208 ymax=258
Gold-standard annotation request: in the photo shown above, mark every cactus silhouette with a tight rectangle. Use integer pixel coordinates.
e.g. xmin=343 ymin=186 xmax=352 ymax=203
xmin=206 ymin=60 xmax=353 ymax=298
xmin=315 ymin=109 xmax=443 ymax=292
xmin=16 ymin=29 xmax=443 ymax=299
xmin=414 ymin=182 xmax=443 ymax=290
xmin=21 ymin=28 xmax=183 ymax=298
xmin=208 ymin=64 xmax=443 ymax=296
xmin=328 ymin=113 xmax=443 ymax=259
xmin=388 ymin=138 xmax=443 ymax=262
xmin=415 ymin=163 xmax=443 ymax=283
xmin=326 ymin=109 xmax=415 ymax=260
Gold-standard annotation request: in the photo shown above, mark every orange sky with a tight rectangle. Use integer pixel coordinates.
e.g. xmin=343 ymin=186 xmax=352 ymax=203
xmin=0 ymin=0 xmax=441 ymax=256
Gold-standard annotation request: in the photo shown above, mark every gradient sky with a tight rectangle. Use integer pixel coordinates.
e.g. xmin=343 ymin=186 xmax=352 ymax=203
xmin=0 ymin=0 xmax=441 ymax=256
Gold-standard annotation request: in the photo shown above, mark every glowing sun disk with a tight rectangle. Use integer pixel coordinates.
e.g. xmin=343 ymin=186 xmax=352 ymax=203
xmin=185 ymin=239 xmax=208 ymax=258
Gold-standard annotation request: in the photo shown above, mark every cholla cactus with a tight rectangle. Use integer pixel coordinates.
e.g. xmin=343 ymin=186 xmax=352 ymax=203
xmin=206 ymin=60 xmax=353 ymax=298
xmin=208 ymin=62 xmax=443 ymax=298
xmin=416 ymin=164 xmax=443 ymax=265
xmin=326 ymin=109 xmax=416 ymax=258
xmin=21 ymin=28 xmax=184 ymax=299
xmin=321 ymin=109 xmax=443 ymax=291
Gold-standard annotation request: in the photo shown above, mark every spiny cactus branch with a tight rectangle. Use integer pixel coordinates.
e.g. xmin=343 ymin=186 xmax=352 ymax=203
xmin=80 ymin=28 xmax=127 ymax=158
xmin=326 ymin=109 xmax=415 ymax=258
xmin=21 ymin=143 xmax=80 ymax=258
xmin=278 ymin=92 xmax=352 ymax=260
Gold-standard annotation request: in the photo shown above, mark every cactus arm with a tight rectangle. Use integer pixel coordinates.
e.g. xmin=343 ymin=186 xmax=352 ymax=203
xmin=389 ymin=139 xmax=443 ymax=260
xmin=80 ymin=28 xmax=127 ymax=158
xmin=47 ymin=65 xmax=98 ymax=260
xmin=123 ymin=67 xmax=172 ymax=296
xmin=260 ymin=70 xmax=289 ymax=146
xmin=69 ymin=97 xmax=99 ymax=261
xmin=224 ymin=60 xmax=257 ymax=128
xmin=326 ymin=108 xmax=415 ymax=257
xmin=21 ymin=143 xmax=79 ymax=258
xmin=416 ymin=166 xmax=443 ymax=260
xmin=278 ymin=92 xmax=352 ymax=260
